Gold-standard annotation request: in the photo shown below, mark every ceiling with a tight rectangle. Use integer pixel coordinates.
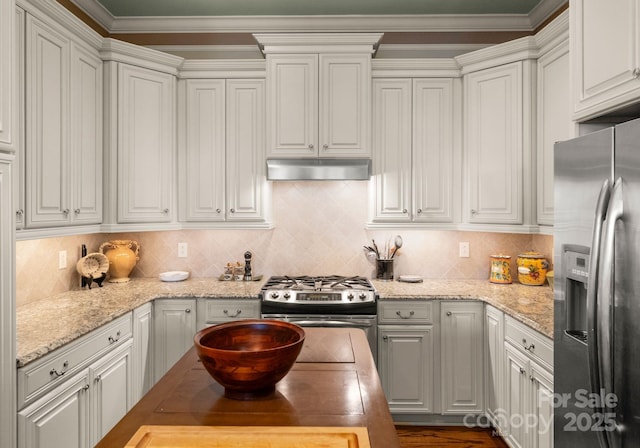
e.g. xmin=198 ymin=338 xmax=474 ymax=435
xmin=94 ymin=0 xmax=545 ymax=17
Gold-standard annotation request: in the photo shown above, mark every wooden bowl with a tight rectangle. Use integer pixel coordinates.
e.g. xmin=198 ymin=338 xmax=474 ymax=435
xmin=194 ymin=320 xmax=305 ymax=400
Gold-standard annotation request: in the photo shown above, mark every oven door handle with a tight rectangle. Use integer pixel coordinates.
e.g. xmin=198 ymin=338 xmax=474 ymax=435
xmin=286 ymin=320 xmax=373 ymax=328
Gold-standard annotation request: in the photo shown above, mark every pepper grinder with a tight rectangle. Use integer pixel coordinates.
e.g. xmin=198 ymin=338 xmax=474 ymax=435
xmin=243 ymin=251 xmax=253 ymax=281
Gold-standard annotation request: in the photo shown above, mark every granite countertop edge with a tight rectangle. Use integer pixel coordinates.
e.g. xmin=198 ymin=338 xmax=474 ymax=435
xmin=17 ymin=277 xmax=553 ymax=367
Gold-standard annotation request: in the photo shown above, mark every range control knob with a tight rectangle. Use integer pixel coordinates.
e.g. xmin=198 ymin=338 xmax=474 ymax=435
xmin=283 ymin=292 xmax=291 ymax=299
xmin=270 ymin=292 xmax=280 ymax=299
xmin=359 ymin=293 xmax=367 ymax=301
xmin=347 ymin=293 xmax=354 ymax=301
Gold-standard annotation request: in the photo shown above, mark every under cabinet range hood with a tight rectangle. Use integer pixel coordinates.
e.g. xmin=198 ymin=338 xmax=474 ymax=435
xmin=266 ymin=158 xmax=372 ymax=181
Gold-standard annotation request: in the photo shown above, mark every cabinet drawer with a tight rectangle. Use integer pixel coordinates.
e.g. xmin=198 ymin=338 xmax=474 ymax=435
xmin=504 ymin=316 xmax=553 ymax=369
xmin=18 ymin=312 xmax=132 ymax=409
xmin=378 ymin=300 xmax=434 ymax=324
xmin=199 ymin=299 xmax=260 ymax=325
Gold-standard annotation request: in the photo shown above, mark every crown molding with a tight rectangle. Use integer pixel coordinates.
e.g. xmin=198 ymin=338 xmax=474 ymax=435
xmin=455 ymin=35 xmax=538 ymax=74
xmin=69 ymin=0 xmax=114 ymax=30
xmin=178 ymin=59 xmax=267 ymax=78
xmin=528 ymin=0 xmax=567 ymax=29
xmin=534 ymin=9 xmax=568 ymax=52
xmin=100 ymin=38 xmax=184 ymax=74
xmin=372 ymin=58 xmax=461 ymax=78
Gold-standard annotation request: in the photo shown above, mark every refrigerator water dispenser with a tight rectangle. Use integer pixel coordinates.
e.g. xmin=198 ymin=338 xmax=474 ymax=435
xmin=563 ymin=244 xmax=590 ymax=344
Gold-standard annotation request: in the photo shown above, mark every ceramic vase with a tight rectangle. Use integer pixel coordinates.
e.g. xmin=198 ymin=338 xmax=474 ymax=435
xmin=99 ymin=239 xmax=140 ymax=283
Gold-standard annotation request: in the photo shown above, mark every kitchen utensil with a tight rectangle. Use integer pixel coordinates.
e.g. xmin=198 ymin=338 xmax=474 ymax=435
xmin=375 ymin=259 xmax=394 ymax=281
xmin=390 ymin=235 xmax=403 ymax=258
xmin=371 ymin=239 xmax=380 ymax=258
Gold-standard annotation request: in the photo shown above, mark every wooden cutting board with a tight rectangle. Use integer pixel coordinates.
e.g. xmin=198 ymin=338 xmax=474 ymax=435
xmin=124 ymin=425 xmax=371 ymax=448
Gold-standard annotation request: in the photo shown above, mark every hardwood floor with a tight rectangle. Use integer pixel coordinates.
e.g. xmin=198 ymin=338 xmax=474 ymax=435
xmin=395 ymin=425 xmax=509 ymax=447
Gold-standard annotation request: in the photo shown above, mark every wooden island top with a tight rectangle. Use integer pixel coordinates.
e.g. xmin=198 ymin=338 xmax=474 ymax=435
xmin=97 ymin=327 xmax=400 ymax=448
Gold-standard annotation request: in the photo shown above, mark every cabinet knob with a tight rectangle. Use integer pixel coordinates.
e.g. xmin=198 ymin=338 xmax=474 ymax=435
xmin=519 ymin=367 xmax=526 ymax=375
xmin=633 ymin=68 xmax=640 ymax=78
xmin=95 ymin=374 xmax=102 ymax=383
xmin=216 ymin=208 xmax=221 ymax=213
xmin=402 ymin=209 xmax=407 ymax=214
xmin=308 ymin=144 xmax=314 ymax=150
xmin=470 ymin=209 xmax=477 ymax=215
xmin=16 ymin=209 xmax=24 ymax=217
xmin=185 ymin=308 xmax=191 ymax=313
xmin=62 ymin=209 xmax=70 ymax=215
xmin=163 ymin=208 xmax=169 ymax=214
xmin=230 ymin=208 xmax=235 ymax=213
xmin=82 ymin=384 xmax=90 ymax=392
xmin=446 ymin=311 xmax=452 ymax=316
xmin=322 ymin=144 xmax=328 ymax=151
xmin=417 ymin=209 xmax=422 ymax=214
xmin=74 ymin=209 xmax=80 ymax=215
xmin=382 ymin=335 xmax=388 ymax=341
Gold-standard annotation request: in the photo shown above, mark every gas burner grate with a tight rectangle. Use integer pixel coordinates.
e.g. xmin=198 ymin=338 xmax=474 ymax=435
xmin=263 ymin=275 xmax=374 ymax=292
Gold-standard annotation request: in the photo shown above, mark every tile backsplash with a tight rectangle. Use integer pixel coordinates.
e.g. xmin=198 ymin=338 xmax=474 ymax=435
xmin=16 ymin=181 xmax=553 ymax=306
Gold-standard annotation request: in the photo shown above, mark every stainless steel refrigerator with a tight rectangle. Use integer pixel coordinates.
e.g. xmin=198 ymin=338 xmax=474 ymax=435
xmin=554 ymin=118 xmax=640 ymax=447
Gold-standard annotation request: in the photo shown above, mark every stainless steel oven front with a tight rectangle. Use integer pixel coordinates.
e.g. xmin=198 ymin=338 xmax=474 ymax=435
xmin=261 ymin=313 xmax=377 ymax=364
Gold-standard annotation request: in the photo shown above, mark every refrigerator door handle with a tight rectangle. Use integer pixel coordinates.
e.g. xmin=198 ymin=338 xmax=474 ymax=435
xmin=598 ymin=177 xmax=624 ymax=448
xmin=587 ymin=179 xmax=612 ymax=448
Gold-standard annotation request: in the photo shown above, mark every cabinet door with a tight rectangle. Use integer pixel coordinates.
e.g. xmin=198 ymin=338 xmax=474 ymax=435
xmin=529 ymin=362 xmax=554 ymax=448
xmin=378 ymin=326 xmax=434 ymax=413
xmin=266 ymin=54 xmax=317 ymax=157
xmin=226 ymin=79 xmax=266 ymax=221
xmin=413 ymin=78 xmax=457 ymax=223
xmin=70 ymin=44 xmax=102 ymax=225
xmin=504 ymin=342 xmax=529 ymax=448
xmin=465 ymin=62 xmax=523 ymax=225
xmin=25 ymin=15 xmax=70 ymax=227
xmin=370 ymin=78 xmax=411 ymax=222
xmin=153 ymin=299 xmax=196 ymax=382
xmin=0 ymin=0 xmax=15 ymax=152
xmin=572 ymin=0 xmax=640 ymax=119
xmin=440 ymin=301 xmax=484 ymax=414
xmin=118 ymin=64 xmax=174 ymax=223
xmin=14 ymin=7 xmax=25 ymax=228
xmin=485 ymin=306 xmax=505 ymax=432
xmin=319 ymin=53 xmax=370 ymax=157
xmin=537 ymin=40 xmax=571 ymax=226
xmin=89 ymin=340 xmax=132 ymax=446
xmin=18 ymin=372 xmax=90 ymax=448
xmin=180 ymin=79 xmax=226 ymax=222
xmin=132 ymin=303 xmax=153 ymax=401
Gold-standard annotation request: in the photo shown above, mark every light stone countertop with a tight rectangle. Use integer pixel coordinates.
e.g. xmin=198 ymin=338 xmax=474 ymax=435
xmin=16 ymin=277 xmax=553 ymax=368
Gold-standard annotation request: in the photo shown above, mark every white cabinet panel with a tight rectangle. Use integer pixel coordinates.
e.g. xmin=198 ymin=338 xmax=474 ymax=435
xmin=378 ymin=326 xmax=434 ymax=413
xmin=572 ymin=0 xmax=640 ymax=119
xmin=118 ymin=64 xmax=174 ymax=223
xmin=485 ymin=305 xmax=505 ymax=433
xmin=440 ymin=301 xmax=484 ymax=414
xmin=153 ymin=299 xmax=196 ymax=382
xmin=132 ymin=303 xmax=153 ymax=401
xmin=529 ymin=361 xmax=554 ymax=448
xmin=465 ymin=62 xmax=524 ymax=225
xmin=504 ymin=342 xmax=529 ymax=448
xmin=0 ymin=0 xmax=16 ymax=152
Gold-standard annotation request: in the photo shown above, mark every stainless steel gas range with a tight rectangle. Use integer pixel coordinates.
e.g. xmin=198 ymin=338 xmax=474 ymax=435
xmin=260 ymin=275 xmax=378 ymax=363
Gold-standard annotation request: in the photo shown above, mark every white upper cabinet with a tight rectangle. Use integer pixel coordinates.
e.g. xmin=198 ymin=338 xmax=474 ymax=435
xmin=25 ymin=15 xmax=102 ymax=228
xmin=178 ymin=74 xmax=269 ymax=226
xmin=117 ymin=64 xmax=175 ymax=223
xmin=266 ymin=53 xmax=371 ymax=158
xmin=572 ymin=0 xmax=640 ymax=120
xmin=463 ymin=61 xmax=528 ymax=226
xmin=0 ymin=0 xmax=16 ymax=153
xmin=369 ymin=76 xmax=460 ymax=225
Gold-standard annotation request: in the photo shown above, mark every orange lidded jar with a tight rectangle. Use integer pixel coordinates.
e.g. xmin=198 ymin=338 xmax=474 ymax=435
xmin=489 ymin=255 xmax=512 ymax=284
xmin=516 ymin=252 xmax=549 ymax=286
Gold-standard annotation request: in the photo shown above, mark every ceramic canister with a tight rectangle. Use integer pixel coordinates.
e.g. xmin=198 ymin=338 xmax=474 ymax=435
xmin=489 ymin=255 xmax=512 ymax=284
xmin=516 ymin=252 xmax=549 ymax=286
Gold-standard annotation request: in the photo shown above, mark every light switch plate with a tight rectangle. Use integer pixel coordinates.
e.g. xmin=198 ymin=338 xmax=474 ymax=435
xmin=459 ymin=242 xmax=470 ymax=258
xmin=58 ymin=250 xmax=67 ymax=269
xmin=178 ymin=243 xmax=188 ymax=258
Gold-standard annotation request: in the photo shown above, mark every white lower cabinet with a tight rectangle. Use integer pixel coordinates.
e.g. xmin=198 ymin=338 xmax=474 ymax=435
xmin=196 ymin=299 xmax=260 ymax=330
xmin=485 ymin=305 xmax=506 ymax=434
xmin=440 ymin=301 xmax=484 ymax=414
xmin=503 ymin=316 xmax=554 ymax=448
xmin=17 ymin=315 xmax=134 ymax=448
xmin=378 ymin=325 xmax=434 ymax=413
xmin=153 ymin=299 xmax=197 ymax=382
xmin=132 ymin=303 xmax=153 ymax=402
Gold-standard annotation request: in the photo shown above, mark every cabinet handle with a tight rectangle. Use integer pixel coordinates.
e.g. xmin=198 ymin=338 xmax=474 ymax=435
xmin=446 ymin=311 xmax=452 ymax=316
xmin=74 ymin=209 xmax=80 ymax=214
xmin=519 ymin=367 xmax=526 ymax=375
xmin=216 ymin=208 xmax=221 ymax=213
xmin=230 ymin=208 xmax=235 ymax=213
xmin=82 ymin=384 xmax=90 ymax=392
xmin=396 ymin=310 xmax=414 ymax=319
xmin=529 ymin=374 xmax=535 ymax=382
xmin=382 ymin=335 xmax=388 ymax=341
xmin=417 ymin=209 xmax=422 ymax=214
xmin=163 ymin=208 xmax=169 ymax=214
xmin=322 ymin=144 xmax=328 ymax=151
xmin=402 ymin=209 xmax=407 ymax=214
xmin=185 ymin=308 xmax=191 ymax=313
xmin=95 ymin=375 xmax=102 ymax=383
xmin=16 ymin=209 xmax=24 ymax=217
xmin=50 ymin=361 xmax=69 ymax=378
xmin=633 ymin=68 xmax=640 ymax=78
xmin=223 ymin=309 xmax=242 ymax=318
xmin=108 ymin=330 xmax=121 ymax=344
xmin=62 ymin=209 xmax=70 ymax=215
xmin=470 ymin=209 xmax=477 ymax=215
xmin=308 ymin=144 xmax=314 ymax=150
xmin=522 ymin=338 xmax=535 ymax=351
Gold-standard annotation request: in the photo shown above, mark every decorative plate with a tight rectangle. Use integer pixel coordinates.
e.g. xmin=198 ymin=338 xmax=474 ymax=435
xmin=398 ymin=275 xmax=423 ymax=283
xmin=159 ymin=271 xmax=190 ymax=282
xmin=76 ymin=253 xmax=110 ymax=279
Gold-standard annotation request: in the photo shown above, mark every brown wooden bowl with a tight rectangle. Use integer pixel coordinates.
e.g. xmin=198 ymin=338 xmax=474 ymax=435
xmin=194 ymin=319 xmax=305 ymax=400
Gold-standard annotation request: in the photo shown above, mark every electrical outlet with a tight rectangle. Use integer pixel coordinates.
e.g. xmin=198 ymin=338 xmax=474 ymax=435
xmin=178 ymin=243 xmax=188 ymax=258
xmin=459 ymin=242 xmax=470 ymax=258
xmin=58 ymin=250 xmax=67 ymax=269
